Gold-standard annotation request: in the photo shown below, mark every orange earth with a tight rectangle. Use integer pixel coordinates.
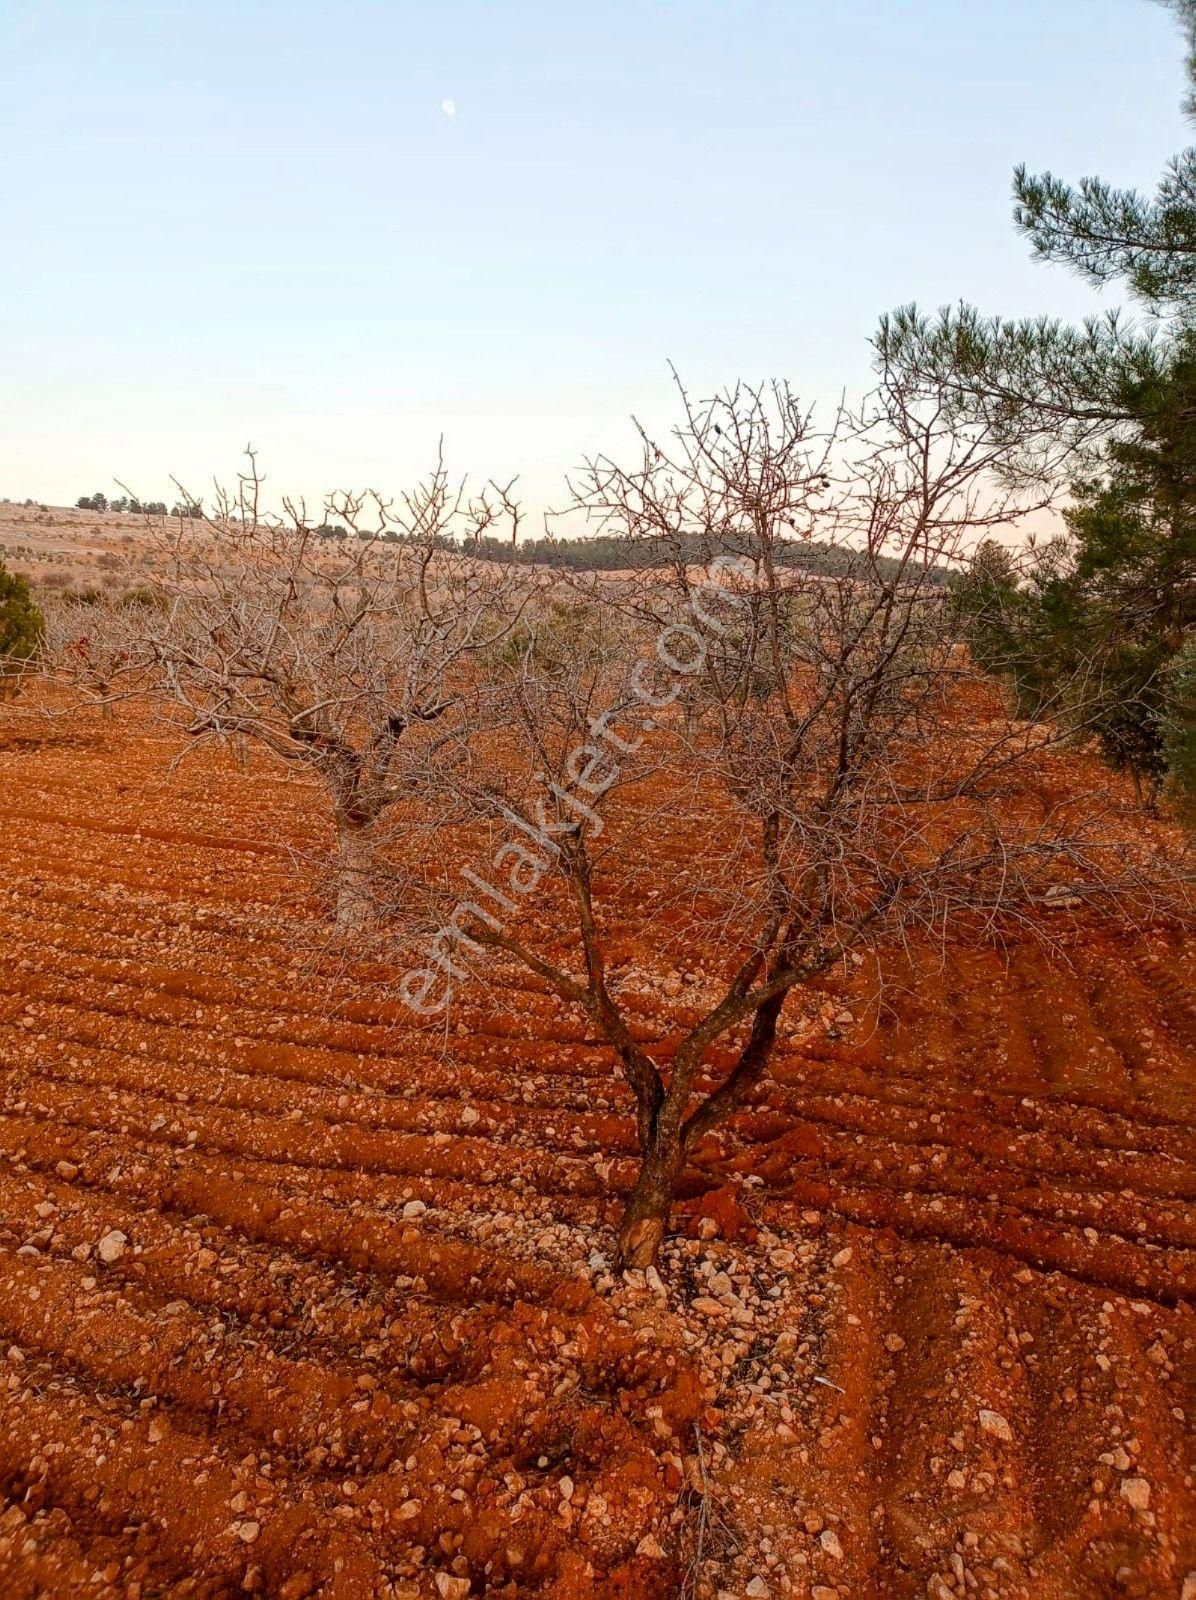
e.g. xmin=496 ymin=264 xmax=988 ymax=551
xmin=0 ymin=695 xmax=1193 ymax=1600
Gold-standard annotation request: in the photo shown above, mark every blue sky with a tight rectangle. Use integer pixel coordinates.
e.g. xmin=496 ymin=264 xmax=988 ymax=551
xmin=0 ymin=0 xmax=1188 ymax=517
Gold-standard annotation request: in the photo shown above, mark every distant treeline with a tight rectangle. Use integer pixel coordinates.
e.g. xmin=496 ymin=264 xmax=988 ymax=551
xmin=305 ymin=523 xmax=951 ymax=582
xmin=76 ymin=492 xmax=182 ymax=516
xmin=464 ymin=529 xmax=951 ymax=583
xmin=68 ymin=497 xmax=946 ymax=583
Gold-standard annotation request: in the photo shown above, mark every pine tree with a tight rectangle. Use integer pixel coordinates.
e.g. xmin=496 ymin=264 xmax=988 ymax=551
xmin=880 ymin=1 xmax=1196 ymax=806
xmin=876 ymin=1 xmax=1196 ymax=471
xmin=0 ymin=561 xmax=45 ymax=701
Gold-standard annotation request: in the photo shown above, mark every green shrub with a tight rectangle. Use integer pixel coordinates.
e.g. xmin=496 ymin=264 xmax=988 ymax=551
xmin=1162 ymin=633 xmax=1196 ymax=815
xmin=0 ymin=561 xmax=45 ymax=700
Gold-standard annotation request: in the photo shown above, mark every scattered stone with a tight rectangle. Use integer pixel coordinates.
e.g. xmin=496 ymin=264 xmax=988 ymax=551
xmin=460 ymin=1107 xmax=480 ymax=1127
xmin=55 ymin=1161 xmax=79 ymax=1180
xmin=97 ymin=1229 xmax=128 ymax=1264
xmin=234 ymin=1521 xmax=260 ymax=1544
xmin=1120 ymin=1477 xmax=1150 ymax=1511
xmin=884 ymin=1333 xmax=905 ymax=1353
xmin=745 ymin=1579 xmax=769 ymax=1598
xmin=402 ymin=1200 xmax=427 ymax=1219
xmin=434 ymin=1576 xmax=471 ymax=1600
xmin=820 ymin=1528 xmax=844 ymax=1560
xmin=636 ymin=1533 xmax=665 ymax=1558
xmin=831 ymin=1246 xmax=853 ymax=1268
xmin=978 ymin=1409 xmax=1012 ymax=1442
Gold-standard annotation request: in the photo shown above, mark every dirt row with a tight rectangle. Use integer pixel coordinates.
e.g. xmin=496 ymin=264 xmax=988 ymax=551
xmin=0 ymin=710 xmax=1192 ymax=1598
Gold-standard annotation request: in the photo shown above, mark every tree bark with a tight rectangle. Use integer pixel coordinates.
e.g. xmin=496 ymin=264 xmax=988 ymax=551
xmin=334 ymin=815 xmax=374 ymax=932
xmin=615 ymin=1130 xmax=686 ymax=1270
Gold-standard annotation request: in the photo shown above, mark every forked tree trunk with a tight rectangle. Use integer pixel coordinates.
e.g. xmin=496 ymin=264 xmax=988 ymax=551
xmin=613 ymin=994 xmax=785 ymax=1269
xmin=615 ymin=1129 xmax=686 ymax=1270
xmin=334 ymin=815 xmax=374 ymax=932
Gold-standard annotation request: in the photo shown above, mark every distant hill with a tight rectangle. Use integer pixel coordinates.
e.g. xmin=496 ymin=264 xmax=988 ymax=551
xmin=466 ymin=529 xmax=951 ymax=584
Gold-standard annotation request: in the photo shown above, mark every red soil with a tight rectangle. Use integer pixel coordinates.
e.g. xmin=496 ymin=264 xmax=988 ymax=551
xmin=0 ymin=707 xmax=1192 ymax=1599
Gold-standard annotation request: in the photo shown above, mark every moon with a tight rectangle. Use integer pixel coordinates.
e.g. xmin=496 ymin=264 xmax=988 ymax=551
xmin=440 ymin=98 xmax=457 ymax=120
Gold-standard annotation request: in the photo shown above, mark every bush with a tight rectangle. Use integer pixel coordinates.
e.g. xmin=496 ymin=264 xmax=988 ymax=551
xmin=0 ymin=560 xmax=45 ymax=700
xmin=1162 ymin=634 xmax=1196 ymax=814
xmin=484 ymin=597 xmax=618 ymax=682
xmin=121 ymin=583 xmax=167 ymax=612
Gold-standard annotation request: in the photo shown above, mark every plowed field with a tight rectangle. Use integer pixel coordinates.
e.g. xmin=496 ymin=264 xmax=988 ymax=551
xmin=0 ymin=708 xmax=1192 ymax=1600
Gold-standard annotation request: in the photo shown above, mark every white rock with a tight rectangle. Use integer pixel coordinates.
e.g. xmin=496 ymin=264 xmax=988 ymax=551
xmin=636 ymin=1533 xmax=665 ymax=1558
xmin=1120 ymin=1477 xmax=1150 ymax=1510
xmin=831 ymin=1246 xmax=853 ymax=1268
xmin=978 ymin=1408 xmax=1012 ymax=1442
xmin=402 ymin=1200 xmax=427 ymax=1219
xmin=819 ymin=1528 xmax=844 ymax=1559
xmin=745 ymin=1580 xmax=769 ymax=1598
xmin=460 ymin=1107 xmax=480 ymax=1127
xmin=434 ymin=1576 xmax=471 ymax=1600
xmin=97 ymin=1230 xmax=128 ymax=1264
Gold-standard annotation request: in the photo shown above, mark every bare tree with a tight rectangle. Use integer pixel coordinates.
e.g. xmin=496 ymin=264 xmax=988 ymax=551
xmin=371 ymin=377 xmax=1184 ymax=1271
xmin=37 ymin=590 xmax=151 ymax=717
xmin=138 ymin=450 xmax=526 ymax=929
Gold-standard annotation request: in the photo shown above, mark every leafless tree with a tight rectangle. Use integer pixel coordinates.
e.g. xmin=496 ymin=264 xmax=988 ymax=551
xmin=136 ymin=450 xmax=527 ymax=929
xmin=369 ymin=376 xmax=1185 ymax=1271
xmin=37 ymin=590 xmax=151 ymax=717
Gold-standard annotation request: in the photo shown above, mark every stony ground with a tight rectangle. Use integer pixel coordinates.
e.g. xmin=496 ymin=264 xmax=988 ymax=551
xmin=0 ymin=701 xmax=1193 ymax=1599
xmin=0 ymin=502 xmax=163 ymax=594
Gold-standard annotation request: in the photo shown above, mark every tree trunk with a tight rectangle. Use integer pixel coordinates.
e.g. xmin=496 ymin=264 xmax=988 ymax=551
xmin=334 ymin=815 xmax=374 ymax=932
xmin=615 ymin=1130 xmax=686 ymax=1270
